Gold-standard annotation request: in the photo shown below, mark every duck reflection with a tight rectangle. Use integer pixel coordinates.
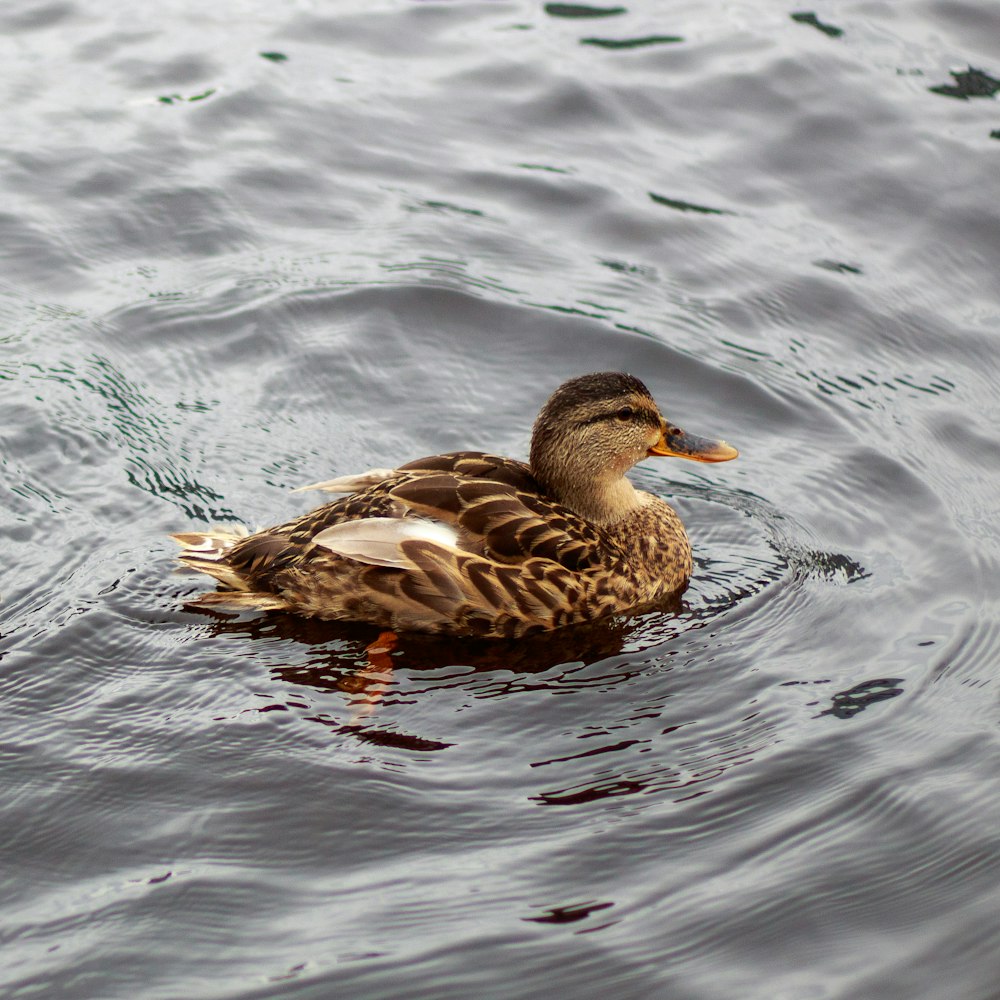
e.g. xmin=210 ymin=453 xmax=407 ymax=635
xmin=191 ymin=596 xmax=683 ymax=740
xmin=187 ymin=592 xmax=791 ymax=809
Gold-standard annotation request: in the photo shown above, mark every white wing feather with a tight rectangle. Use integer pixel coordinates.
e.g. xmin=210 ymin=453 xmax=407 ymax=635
xmin=291 ymin=468 xmax=396 ymax=494
xmin=311 ymin=517 xmax=459 ymax=568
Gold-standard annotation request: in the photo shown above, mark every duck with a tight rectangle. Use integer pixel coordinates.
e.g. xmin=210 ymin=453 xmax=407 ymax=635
xmin=172 ymin=371 xmax=737 ymax=637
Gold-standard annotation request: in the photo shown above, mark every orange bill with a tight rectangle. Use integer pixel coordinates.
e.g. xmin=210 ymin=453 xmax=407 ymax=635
xmin=648 ymin=422 xmax=739 ymax=463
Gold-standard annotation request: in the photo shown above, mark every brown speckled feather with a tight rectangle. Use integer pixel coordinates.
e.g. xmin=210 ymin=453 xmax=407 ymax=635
xmin=172 ymin=373 xmax=738 ymax=636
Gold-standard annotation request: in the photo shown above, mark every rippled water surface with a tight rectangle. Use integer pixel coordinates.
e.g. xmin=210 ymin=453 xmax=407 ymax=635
xmin=4 ymin=1 xmax=1000 ymax=997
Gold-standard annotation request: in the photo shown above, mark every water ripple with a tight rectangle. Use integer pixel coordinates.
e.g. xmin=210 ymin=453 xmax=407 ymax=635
xmin=3 ymin=1 xmax=1000 ymax=998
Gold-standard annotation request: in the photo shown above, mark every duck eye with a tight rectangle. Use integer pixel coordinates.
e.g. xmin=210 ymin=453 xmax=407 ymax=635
xmin=616 ymin=407 xmax=634 ymax=420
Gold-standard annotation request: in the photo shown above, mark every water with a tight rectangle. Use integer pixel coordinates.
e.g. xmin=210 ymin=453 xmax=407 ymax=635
xmin=3 ymin=1 xmax=1000 ymax=997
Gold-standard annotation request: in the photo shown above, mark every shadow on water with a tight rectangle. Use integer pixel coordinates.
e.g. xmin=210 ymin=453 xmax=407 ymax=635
xmin=790 ymin=11 xmax=844 ymax=39
xmin=818 ymin=677 xmax=905 ymax=719
xmin=182 ymin=589 xmax=789 ymax=807
xmin=185 ymin=602 xmax=685 ymax=752
xmin=543 ymin=4 xmax=626 ymax=19
xmin=929 ymin=66 xmax=1000 ymax=100
xmin=189 ymin=593 xmax=683 ymax=682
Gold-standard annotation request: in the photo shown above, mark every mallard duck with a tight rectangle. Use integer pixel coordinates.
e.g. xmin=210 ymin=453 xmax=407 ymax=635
xmin=172 ymin=372 xmax=737 ymax=637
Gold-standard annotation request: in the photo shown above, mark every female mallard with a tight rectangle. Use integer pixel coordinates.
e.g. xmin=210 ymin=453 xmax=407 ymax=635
xmin=173 ymin=372 xmax=737 ymax=637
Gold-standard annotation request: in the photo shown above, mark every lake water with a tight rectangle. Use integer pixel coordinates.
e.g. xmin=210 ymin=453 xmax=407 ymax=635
xmin=3 ymin=1 xmax=1000 ymax=998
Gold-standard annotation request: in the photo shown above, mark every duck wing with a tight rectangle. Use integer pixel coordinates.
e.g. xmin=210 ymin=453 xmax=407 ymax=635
xmin=306 ymin=517 xmax=606 ymax=636
xmin=396 ymin=450 xmax=539 ymax=491
xmin=179 ymin=451 xmax=622 ymax=634
xmin=203 ymin=452 xmax=528 ymax=585
xmin=388 ymin=474 xmax=607 ymax=572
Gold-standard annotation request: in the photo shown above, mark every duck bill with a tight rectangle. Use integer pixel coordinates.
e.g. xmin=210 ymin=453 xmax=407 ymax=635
xmin=648 ymin=424 xmax=739 ymax=463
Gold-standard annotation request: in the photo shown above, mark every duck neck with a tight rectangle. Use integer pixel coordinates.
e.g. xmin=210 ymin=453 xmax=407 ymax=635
xmin=539 ymin=465 xmax=644 ymax=526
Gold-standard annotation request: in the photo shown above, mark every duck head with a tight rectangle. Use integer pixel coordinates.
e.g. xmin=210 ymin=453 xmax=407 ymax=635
xmin=529 ymin=372 xmax=737 ymax=524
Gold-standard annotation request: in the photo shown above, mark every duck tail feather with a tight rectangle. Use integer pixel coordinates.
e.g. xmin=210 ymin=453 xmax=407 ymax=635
xmin=172 ymin=525 xmax=252 ymax=590
xmin=291 ymin=468 xmax=396 ymax=494
xmin=183 ymin=591 xmax=291 ymax=612
xmin=170 ymin=524 xmax=249 ymax=559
